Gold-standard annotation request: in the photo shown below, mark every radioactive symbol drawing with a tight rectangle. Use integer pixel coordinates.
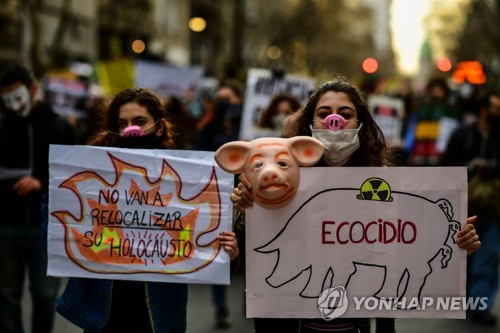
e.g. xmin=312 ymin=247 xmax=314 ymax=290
xmin=357 ymin=177 xmax=393 ymax=202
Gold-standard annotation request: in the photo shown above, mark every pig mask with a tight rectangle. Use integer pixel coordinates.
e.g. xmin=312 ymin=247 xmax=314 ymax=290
xmin=215 ymin=136 xmax=325 ymax=209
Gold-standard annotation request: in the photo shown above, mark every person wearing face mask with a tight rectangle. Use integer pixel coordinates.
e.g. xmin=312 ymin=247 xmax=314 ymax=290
xmin=86 ymin=88 xmax=174 ymax=149
xmin=253 ymin=93 xmax=302 ymax=139
xmin=194 ymin=80 xmax=244 ymax=328
xmin=0 ymin=63 xmax=75 ymax=333
xmin=404 ymin=77 xmax=463 ymax=166
xmin=48 ymin=88 xmax=240 ymax=333
xmin=195 ymin=80 xmax=244 ymax=152
xmin=230 ymin=76 xmax=482 ymax=333
xmin=443 ymin=91 xmax=500 ymax=327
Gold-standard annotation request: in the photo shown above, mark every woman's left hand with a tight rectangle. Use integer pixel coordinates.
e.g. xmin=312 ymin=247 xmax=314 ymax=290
xmin=457 ymin=216 xmax=481 ymax=255
xmin=218 ymin=231 xmax=239 ymax=261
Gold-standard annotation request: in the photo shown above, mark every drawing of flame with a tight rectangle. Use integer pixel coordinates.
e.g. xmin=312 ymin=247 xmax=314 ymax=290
xmin=51 ymin=152 xmax=222 ymax=274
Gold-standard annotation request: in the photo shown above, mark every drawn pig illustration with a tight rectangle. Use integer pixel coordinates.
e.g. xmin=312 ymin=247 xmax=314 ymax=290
xmin=254 ymin=185 xmax=461 ymax=308
xmin=214 ymin=136 xmax=324 ymax=209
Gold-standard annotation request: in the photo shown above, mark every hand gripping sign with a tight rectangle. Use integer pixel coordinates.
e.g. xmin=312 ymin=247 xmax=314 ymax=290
xmin=214 ymin=136 xmax=325 ymax=209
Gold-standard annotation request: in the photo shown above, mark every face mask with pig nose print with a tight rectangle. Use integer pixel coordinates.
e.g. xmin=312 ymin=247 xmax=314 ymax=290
xmin=311 ymin=114 xmax=362 ymax=167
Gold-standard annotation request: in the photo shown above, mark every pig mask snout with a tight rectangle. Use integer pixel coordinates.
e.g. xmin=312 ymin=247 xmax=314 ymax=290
xmin=256 ymin=161 xmax=294 ymax=200
xmin=261 ymin=169 xmax=285 ymax=187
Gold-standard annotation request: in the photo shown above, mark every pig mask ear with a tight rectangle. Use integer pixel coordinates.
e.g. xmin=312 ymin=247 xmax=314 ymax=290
xmin=288 ymin=136 xmax=325 ymax=166
xmin=214 ymin=141 xmax=251 ymax=174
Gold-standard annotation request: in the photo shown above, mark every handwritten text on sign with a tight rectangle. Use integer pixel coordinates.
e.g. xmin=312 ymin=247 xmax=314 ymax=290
xmin=246 ymin=167 xmax=468 ymax=319
xmin=48 ymin=145 xmax=233 ymax=284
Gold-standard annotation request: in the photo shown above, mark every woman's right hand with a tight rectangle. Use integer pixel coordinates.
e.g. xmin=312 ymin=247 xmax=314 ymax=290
xmin=230 ymin=174 xmax=254 ymax=213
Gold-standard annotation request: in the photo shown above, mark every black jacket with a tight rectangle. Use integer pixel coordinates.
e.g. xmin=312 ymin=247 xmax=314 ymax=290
xmin=0 ymin=102 xmax=75 ymax=227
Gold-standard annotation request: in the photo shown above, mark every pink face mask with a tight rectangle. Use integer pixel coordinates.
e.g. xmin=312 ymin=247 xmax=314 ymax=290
xmin=322 ymin=114 xmax=346 ymax=131
xmin=119 ymin=119 xmax=161 ymax=137
xmin=123 ymin=125 xmax=144 ymax=137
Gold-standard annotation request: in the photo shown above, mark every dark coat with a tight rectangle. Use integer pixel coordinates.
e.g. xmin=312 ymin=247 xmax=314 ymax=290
xmin=0 ymin=102 xmax=75 ymax=226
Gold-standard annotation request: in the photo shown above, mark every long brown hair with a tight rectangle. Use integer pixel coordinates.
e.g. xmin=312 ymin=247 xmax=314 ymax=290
xmin=292 ymin=76 xmax=390 ymax=166
xmin=87 ymin=88 xmax=175 ymax=148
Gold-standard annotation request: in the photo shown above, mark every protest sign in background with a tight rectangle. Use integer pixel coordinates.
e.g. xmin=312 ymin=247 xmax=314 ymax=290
xmin=95 ymin=59 xmax=204 ymax=99
xmin=246 ymin=167 xmax=468 ymax=319
xmin=239 ymin=68 xmax=316 ymax=141
xmin=134 ymin=60 xmax=204 ymax=99
xmin=368 ymin=94 xmax=405 ymax=146
xmin=96 ymin=58 xmax=135 ymax=97
xmin=48 ymin=145 xmax=233 ymax=285
xmin=42 ymin=76 xmax=89 ymax=119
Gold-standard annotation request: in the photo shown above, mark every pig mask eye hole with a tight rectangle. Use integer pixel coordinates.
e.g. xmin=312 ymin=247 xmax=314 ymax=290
xmin=277 ymin=161 xmax=288 ymax=168
xmin=253 ymin=161 xmax=263 ymax=169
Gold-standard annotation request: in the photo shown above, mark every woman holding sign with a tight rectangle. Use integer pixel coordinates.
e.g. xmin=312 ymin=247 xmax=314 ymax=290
xmin=50 ymin=88 xmax=239 ymax=333
xmin=230 ymin=76 xmax=481 ymax=333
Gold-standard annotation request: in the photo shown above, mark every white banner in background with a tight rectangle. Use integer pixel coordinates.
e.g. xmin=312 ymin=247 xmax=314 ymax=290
xmin=134 ymin=60 xmax=204 ymax=98
xmin=368 ymin=94 xmax=405 ymax=146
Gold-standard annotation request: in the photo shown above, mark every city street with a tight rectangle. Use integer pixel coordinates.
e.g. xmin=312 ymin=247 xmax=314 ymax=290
xmin=22 ymin=270 xmax=499 ymax=333
xmin=4 ymin=1 xmax=500 ymax=333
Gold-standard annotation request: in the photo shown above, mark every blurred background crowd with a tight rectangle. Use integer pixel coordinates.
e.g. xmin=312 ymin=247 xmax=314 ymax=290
xmin=1 ymin=0 xmax=499 ymax=155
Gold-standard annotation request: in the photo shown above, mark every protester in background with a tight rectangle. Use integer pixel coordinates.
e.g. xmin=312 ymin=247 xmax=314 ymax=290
xmin=443 ymin=91 xmax=500 ymax=326
xmin=194 ymin=88 xmax=217 ymax=141
xmin=455 ymin=81 xmax=481 ymax=125
xmin=195 ymin=80 xmax=244 ymax=151
xmin=77 ymin=83 xmax=107 ymax=144
xmin=404 ymin=77 xmax=462 ymax=166
xmin=241 ymin=92 xmax=302 ymax=141
xmin=164 ymin=84 xmax=218 ymax=150
xmin=51 ymin=88 xmax=239 ymax=332
xmin=164 ymin=95 xmax=190 ymax=149
xmin=257 ymin=93 xmax=301 ymax=131
xmin=231 ymin=76 xmax=481 ymax=333
xmin=194 ymin=80 xmax=244 ymax=328
xmin=0 ymin=63 xmax=75 ymax=333
xmin=392 ymin=78 xmax=416 ymax=166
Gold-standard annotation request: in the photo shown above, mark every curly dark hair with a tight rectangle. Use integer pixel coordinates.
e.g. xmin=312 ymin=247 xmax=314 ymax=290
xmin=0 ymin=63 xmax=34 ymax=88
xmin=87 ymin=88 xmax=175 ymax=148
xmin=291 ymin=76 xmax=390 ymax=166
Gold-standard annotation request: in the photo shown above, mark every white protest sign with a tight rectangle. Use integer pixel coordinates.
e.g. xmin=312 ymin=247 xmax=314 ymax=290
xmin=246 ymin=167 xmax=468 ymax=319
xmin=48 ymin=145 xmax=233 ymax=285
xmin=240 ymin=68 xmax=315 ymax=141
xmin=436 ymin=117 xmax=460 ymax=153
xmin=368 ymin=94 xmax=405 ymax=146
xmin=134 ymin=60 xmax=204 ymax=98
xmin=42 ymin=76 xmax=88 ymax=119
